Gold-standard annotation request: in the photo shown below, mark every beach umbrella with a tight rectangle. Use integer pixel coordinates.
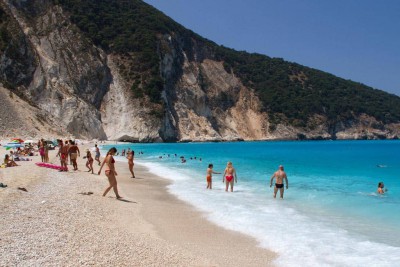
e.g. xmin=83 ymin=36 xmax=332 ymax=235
xmin=4 ymin=143 xmax=23 ymax=150
xmin=11 ymin=138 xmax=24 ymax=143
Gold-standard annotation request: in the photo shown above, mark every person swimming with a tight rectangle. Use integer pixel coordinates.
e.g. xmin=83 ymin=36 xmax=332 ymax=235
xmin=377 ymin=182 xmax=388 ymax=194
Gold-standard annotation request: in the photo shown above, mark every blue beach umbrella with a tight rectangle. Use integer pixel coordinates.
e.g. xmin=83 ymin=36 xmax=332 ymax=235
xmin=4 ymin=143 xmax=23 ymax=150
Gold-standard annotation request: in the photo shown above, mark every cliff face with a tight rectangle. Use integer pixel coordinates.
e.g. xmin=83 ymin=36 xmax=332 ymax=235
xmin=1 ymin=0 xmax=108 ymax=139
xmin=0 ymin=0 xmax=399 ymax=141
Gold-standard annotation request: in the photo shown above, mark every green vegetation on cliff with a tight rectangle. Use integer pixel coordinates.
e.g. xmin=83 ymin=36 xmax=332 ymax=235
xmin=54 ymin=0 xmax=198 ymax=103
xmin=54 ymin=0 xmax=400 ymax=125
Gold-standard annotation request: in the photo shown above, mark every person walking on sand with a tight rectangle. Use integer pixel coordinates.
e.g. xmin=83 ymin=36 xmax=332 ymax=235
xmin=222 ymin=162 xmax=237 ymax=192
xmin=206 ymin=164 xmax=221 ymax=189
xmin=68 ymin=141 xmax=80 ymax=171
xmin=85 ymin=149 xmax=94 ymax=174
xmin=95 ymin=144 xmax=101 ymax=166
xmin=57 ymin=140 xmax=69 ymax=171
xmin=126 ymin=150 xmax=135 ymax=178
xmin=270 ymin=165 xmax=289 ymax=199
xmin=98 ymin=147 xmax=122 ymax=199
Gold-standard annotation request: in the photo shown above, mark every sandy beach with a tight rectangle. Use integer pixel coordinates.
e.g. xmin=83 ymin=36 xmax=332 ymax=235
xmin=0 ymin=142 xmax=276 ymax=266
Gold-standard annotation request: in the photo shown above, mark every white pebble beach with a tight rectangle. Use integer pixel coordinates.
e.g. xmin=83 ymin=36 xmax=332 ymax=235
xmin=0 ymin=142 xmax=276 ymax=266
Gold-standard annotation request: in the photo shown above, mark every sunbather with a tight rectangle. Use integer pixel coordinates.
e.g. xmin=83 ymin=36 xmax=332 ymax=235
xmin=4 ymin=154 xmax=18 ymax=167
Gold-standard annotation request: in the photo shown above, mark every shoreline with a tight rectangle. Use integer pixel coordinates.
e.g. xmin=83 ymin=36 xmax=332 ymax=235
xmin=0 ymin=142 xmax=276 ymax=266
xmin=118 ymin=162 xmax=277 ymax=267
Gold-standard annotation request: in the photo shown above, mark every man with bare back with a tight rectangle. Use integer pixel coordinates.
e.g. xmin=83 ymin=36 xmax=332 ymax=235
xmin=57 ymin=139 xmax=69 ymax=171
xmin=68 ymin=141 xmax=80 ymax=171
xmin=270 ymin=165 xmax=289 ymax=199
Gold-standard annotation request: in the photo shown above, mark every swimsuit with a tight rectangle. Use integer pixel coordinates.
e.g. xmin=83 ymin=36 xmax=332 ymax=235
xmin=275 ymin=183 xmax=284 ymax=188
xmin=206 ymin=175 xmax=212 ymax=182
xmin=70 ymin=153 xmax=77 ymax=160
xmin=226 ymin=175 xmax=233 ymax=182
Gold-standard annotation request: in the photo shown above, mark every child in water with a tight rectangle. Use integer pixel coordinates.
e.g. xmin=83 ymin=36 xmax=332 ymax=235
xmin=206 ymin=164 xmax=221 ymax=189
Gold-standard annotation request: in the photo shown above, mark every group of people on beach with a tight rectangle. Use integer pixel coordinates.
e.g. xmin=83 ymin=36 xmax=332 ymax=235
xmin=207 ymin=162 xmax=289 ymax=198
xmin=2 ymin=144 xmax=36 ymax=168
xmin=53 ymin=141 xmax=135 ymax=200
xmin=2 ymin=139 xmax=389 ymax=201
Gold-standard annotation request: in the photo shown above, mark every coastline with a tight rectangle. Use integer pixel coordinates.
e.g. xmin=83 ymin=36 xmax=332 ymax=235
xmin=0 ymin=142 xmax=276 ymax=266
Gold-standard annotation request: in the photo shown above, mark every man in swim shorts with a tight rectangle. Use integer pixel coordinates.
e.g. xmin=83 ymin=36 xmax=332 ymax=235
xmin=270 ymin=165 xmax=289 ymax=199
xmin=57 ymin=140 xmax=69 ymax=171
xmin=68 ymin=141 xmax=80 ymax=171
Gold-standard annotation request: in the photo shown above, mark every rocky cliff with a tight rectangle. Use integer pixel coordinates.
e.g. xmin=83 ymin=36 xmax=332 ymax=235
xmin=0 ymin=0 xmax=399 ymax=141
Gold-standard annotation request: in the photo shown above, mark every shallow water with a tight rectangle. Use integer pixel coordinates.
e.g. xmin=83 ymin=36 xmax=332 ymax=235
xmin=104 ymin=140 xmax=400 ymax=267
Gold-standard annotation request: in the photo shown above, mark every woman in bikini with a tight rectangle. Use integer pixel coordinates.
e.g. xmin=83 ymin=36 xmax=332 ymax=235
xmin=126 ymin=150 xmax=135 ymax=178
xmin=85 ymin=149 xmax=94 ymax=174
xmin=39 ymin=142 xmax=45 ymax=162
xmin=98 ymin=147 xmax=122 ymax=199
xmin=222 ymin=162 xmax=237 ymax=192
xmin=4 ymin=154 xmax=18 ymax=167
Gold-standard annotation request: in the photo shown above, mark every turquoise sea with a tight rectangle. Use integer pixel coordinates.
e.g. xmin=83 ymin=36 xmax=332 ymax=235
xmin=103 ymin=140 xmax=400 ymax=267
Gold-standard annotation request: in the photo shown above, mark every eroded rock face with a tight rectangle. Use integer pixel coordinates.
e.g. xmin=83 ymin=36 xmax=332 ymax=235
xmin=100 ymin=55 xmax=162 ymax=142
xmin=2 ymin=1 xmax=108 ymax=139
xmin=1 ymin=0 xmax=399 ymax=141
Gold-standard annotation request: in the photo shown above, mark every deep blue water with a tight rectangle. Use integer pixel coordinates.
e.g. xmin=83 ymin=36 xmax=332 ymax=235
xmin=103 ymin=140 xmax=400 ymax=267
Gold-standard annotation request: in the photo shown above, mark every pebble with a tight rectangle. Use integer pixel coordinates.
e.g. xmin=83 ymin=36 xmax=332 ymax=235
xmin=0 ymin=162 xmax=207 ymax=266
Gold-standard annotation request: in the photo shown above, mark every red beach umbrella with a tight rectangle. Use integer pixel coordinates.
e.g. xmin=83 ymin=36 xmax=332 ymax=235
xmin=11 ymin=138 xmax=24 ymax=143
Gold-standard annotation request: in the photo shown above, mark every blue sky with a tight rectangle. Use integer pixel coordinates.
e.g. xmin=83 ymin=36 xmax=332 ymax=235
xmin=143 ymin=0 xmax=400 ymax=96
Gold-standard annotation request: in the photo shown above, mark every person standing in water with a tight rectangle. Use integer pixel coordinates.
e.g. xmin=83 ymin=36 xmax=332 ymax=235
xmin=126 ymin=150 xmax=135 ymax=178
xmin=270 ymin=165 xmax=289 ymax=199
xmin=98 ymin=147 xmax=122 ymax=199
xmin=206 ymin=164 xmax=221 ymax=189
xmin=222 ymin=162 xmax=237 ymax=192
